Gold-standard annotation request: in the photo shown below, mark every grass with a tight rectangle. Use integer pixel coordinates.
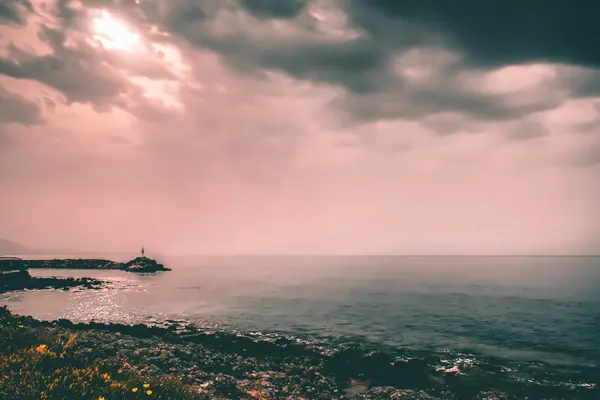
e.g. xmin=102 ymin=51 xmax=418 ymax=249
xmin=0 ymin=307 xmax=202 ymax=400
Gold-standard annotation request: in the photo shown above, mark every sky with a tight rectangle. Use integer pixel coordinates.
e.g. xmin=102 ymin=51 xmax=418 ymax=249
xmin=0 ymin=0 xmax=599 ymax=255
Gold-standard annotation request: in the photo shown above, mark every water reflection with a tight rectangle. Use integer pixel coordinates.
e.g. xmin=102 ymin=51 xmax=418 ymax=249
xmin=1 ymin=256 xmax=599 ymax=367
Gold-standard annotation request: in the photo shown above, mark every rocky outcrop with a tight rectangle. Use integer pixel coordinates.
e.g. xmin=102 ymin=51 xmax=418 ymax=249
xmin=20 ymin=259 xmax=121 ymax=270
xmin=120 ymin=257 xmax=171 ymax=272
xmin=18 ymin=257 xmax=170 ymax=273
xmin=0 ymin=270 xmax=104 ymax=293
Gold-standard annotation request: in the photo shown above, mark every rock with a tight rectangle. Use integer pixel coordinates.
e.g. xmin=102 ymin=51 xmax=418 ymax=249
xmin=120 ymin=257 xmax=171 ymax=273
xmin=17 ymin=256 xmax=171 ymax=273
xmin=212 ymin=374 xmax=243 ymax=397
xmin=0 ymin=270 xmax=33 ymax=292
xmin=21 ymin=259 xmax=121 ymax=270
xmin=391 ymin=358 xmax=436 ymax=388
xmin=56 ymin=319 xmax=74 ymax=328
xmin=324 ymin=344 xmax=367 ymax=378
xmin=0 ymin=270 xmax=105 ymax=293
xmin=343 ymin=380 xmax=370 ymax=398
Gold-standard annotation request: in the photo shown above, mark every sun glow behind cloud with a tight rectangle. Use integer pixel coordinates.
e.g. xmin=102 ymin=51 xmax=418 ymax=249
xmin=93 ymin=10 xmax=140 ymax=51
xmin=90 ymin=9 xmax=186 ymax=110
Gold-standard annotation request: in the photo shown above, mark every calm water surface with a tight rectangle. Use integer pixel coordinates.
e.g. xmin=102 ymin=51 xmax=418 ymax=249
xmin=2 ymin=255 xmax=599 ymax=392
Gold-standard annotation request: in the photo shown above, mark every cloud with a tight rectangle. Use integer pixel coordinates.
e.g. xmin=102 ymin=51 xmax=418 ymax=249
xmin=346 ymin=0 xmax=600 ymax=69
xmin=0 ymin=2 xmax=182 ymax=122
xmin=1 ymin=0 xmax=600 ymax=254
xmin=241 ymin=0 xmax=307 ymax=19
xmin=151 ymin=1 xmax=598 ymax=127
xmin=0 ymin=87 xmax=43 ymax=126
xmin=5 ymin=0 xmax=593 ymax=128
xmin=161 ymin=1 xmax=383 ymax=91
xmin=0 ymin=0 xmax=32 ymax=26
xmin=0 ymin=27 xmax=129 ymax=106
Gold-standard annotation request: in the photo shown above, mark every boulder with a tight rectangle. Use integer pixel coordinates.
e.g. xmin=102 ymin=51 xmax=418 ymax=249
xmin=120 ymin=257 xmax=171 ymax=273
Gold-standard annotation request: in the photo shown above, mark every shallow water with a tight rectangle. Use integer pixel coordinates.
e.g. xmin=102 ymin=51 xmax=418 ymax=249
xmin=2 ymin=255 xmax=599 ymax=396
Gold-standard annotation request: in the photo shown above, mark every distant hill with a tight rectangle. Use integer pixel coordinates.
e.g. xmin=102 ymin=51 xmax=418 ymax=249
xmin=0 ymin=238 xmax=30 ymax=256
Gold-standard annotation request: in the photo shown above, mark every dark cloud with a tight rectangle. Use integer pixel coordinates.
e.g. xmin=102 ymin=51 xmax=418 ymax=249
xmin=569 ymin=69 xmax=600 ymax=98
xmin=164 ymin=1 xmax=206 ymax=26
xmin=0 ymin=24 xmax=131 ymax=105
xmin=157 ymin=0 xmax=593 ymax=126
xmin=347 ymin=0 xmax=600 ymax=69
xmin=3 ymin=0 xmax=598 ymax=129
xmin=0 ymin=0 xmax=32 ymax=26
xmin=241 ymin=0 xmax=306 ymax=19
xmin=0 ymin=88 xmax=43 ymax=126
xmin=54 ymin=0 xmax=82 ymax=27
xmin=0 ymin=44 xmax=128 ymax=105
xmin=162 ymin=2 xmax=387 ymax=92
xmin=342 ymin=1 xmax=600 ymax=123
xmin=160 ymin=2 xmax=374 ymax=77
xmin=218 ymin=36 xmax=384 ymax=94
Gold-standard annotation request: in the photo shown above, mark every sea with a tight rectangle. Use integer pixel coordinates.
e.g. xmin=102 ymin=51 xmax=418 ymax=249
xmin=1 ymin=255 xmax=599 ymax=398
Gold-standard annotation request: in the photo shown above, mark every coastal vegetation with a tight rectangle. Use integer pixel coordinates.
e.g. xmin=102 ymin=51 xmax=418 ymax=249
xmin=0 ymin=306 xmax=596 ymax=399
xmin=0 ymin=306 xmax=453 ymax=400
xmin=1 ymin=306 xmax=222 ymax=399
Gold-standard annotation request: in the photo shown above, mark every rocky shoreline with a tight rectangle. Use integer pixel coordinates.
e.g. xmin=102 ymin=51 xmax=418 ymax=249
xmin=2 ymin=306 xmax=595 ymax=399
xmin=0 ymin=306 xmax=459 ymax=399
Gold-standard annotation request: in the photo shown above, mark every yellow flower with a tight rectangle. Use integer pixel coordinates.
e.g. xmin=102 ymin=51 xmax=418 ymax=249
xmin=132 ymin=387 xmax=138 ymax=392
xmin=146 ymin=390 xmax=152 ymax=395
xmin=36 ymin=344 xmax=48 ymax=353
xmin=101 ymin=373 xmax=111 ymax=381
xmin=18 ymin=324 xmax=24 ymax=328
xmin=99 ymin=397 xmax=106 ymax=400
xmin=117 ymin=369 xmax=123 ymax=374
xmin=143 ymin=383 xmax=150 ymax=388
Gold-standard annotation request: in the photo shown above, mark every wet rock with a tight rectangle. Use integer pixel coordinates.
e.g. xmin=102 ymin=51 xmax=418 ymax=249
xmin=324 ymin=344 xmax=368 ymax=378
xmin=391 ymin=358 xmax=436 ymax=389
